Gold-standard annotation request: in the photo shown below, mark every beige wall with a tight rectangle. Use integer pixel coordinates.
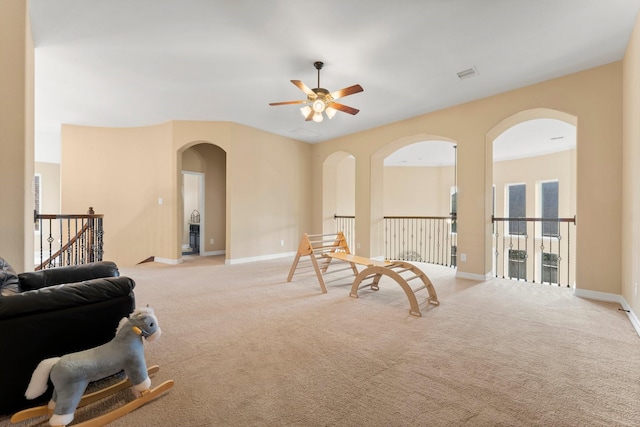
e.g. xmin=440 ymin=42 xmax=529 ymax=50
xmin=367 ymin=150 xmax=574 ymax=220
xmin=311 ymin=63 xmax=622 ymax=295
xmin=61 ymin=121 xmax=311 ymax=266
xmin=336 ymin=155 xmax=355 ymax=216
xmin=384 ymin=165 xmax=455 ymax=217
xmin=61 ymin=122 xmax=176 ymax=266
xmin=322 ymin=151 xmax=354 ymax=235
xmin=622 ymin=12 xmax=640 ymax=315
xmin=493 ymin=150 xmax=576 ymax=219
xmin=0 ymin=0 xmax=34 ymax=271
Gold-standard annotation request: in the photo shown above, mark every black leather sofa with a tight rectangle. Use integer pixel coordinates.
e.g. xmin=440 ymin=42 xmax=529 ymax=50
xmin=0 ymin=258 xmax=136 ymax=415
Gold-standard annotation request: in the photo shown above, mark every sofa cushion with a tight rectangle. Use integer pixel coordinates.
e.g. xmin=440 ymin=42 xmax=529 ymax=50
xmin=0 ymin=276 xmax=135 ymax=320
xmin=0 ymin=257 xmax=20 ymax=296
xmin=18 ymin=261 xmax=119 ymax=291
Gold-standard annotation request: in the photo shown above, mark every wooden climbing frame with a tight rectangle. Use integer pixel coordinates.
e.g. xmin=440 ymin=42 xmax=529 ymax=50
xmin=287 ymin=232 xmax=356 ymax=293
xmin=288 ymin=232 xmax=440 ymax=316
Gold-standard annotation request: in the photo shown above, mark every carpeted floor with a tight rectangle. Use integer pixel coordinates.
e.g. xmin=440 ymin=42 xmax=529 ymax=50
xmin=4 ymin=256 xmax=640 ymax=426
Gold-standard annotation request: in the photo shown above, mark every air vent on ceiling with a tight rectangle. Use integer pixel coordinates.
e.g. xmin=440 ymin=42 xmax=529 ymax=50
xmin=457 ymin=67 xmax=479 ymax=80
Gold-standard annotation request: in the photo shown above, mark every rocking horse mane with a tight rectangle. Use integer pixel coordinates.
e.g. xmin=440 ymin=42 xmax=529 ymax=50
xmin=116 ymin=306 xmax=156 ymax=334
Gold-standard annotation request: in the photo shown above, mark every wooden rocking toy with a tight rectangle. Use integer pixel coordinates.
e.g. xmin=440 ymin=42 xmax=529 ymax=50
xmin=12 ymin=307 xmax=174 ymax=426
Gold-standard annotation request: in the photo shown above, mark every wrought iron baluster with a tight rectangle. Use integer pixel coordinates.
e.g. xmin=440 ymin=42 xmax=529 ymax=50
xmin=34 ymin=208 xmax=105 ymax=270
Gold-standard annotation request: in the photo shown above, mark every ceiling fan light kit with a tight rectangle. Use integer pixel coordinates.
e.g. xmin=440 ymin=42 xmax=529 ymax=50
xmin=269 ymin=61 xmax=363 ymax=123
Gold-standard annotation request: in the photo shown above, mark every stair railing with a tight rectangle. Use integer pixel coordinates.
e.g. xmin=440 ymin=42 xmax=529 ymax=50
xmin=34 ymin=207 xmax=104 ymax=270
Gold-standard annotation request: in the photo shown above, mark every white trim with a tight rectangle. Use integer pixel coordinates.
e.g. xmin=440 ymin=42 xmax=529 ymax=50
xmin=34 ymin=173 xmax=42 ymax=234
xmin=226 ymin=251 xmax=297 ymax=265
xmin=456 ymin=270 xmax=491 ymax=281
xmin=574 ymin=288 xmax=640 ymax=338
xmin=154 ymin=257 xmax=183 ymax=265
xmin=182 ymin=171 xmax=205 ymax=256
xmin=202 ymin=250 xmax=225 ymax=256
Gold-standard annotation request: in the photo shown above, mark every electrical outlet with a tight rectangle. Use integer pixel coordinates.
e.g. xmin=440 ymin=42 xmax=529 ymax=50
xmin=460 ymin=253 xmax=467 ymax=262
xmin=210 ymin=238 xmax=214 ymax=245
xmin=280 ymin=240 xmax=284 ymax=247
xmin=357 ymin=243 xmax=361 ymax=249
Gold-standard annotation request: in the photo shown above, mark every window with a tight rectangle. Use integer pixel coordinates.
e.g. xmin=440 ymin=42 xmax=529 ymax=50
xmin=541 ymin=181 xmax=559 ymax=237
xmin=450 ymin=245 xmax=457 ymax=267
xmin=450 ymin=187 xmax=457 ymax=233
xmin=542 ymin=252 xmax=558 ymax=284
xmin=508 ymin=184 xmax=526 ymax=235
xmin=34 ymin=174 xmax=41 ymax=233
xmin=492 ymin=185 xmax=496 ymax=234
xmin=508 ymin=249 xmax=527 ymax=280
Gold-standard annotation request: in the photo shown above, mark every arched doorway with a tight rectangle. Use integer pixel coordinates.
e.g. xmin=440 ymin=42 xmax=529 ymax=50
xmin=323 ymin=151 xmax=356 ymax=250
xmin=180 ymin=142 xmax=227 ymax=260
xmin=488 ymin=109 xmax=577 ymax=287
xmin=383 ymin=140 xmax=457 ymax=265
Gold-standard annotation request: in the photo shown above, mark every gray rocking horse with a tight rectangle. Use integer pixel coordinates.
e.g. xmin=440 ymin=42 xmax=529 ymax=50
xmin=13 ymin=306 xmax=173 ymax=427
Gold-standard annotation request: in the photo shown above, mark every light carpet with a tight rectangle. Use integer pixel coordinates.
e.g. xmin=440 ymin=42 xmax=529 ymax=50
xmin=4 ymin=256 xmax=640 ymax=426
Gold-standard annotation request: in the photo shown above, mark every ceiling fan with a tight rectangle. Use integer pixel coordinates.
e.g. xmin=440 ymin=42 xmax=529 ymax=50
xmin=269 ymin=61 xmax=363 ymax=122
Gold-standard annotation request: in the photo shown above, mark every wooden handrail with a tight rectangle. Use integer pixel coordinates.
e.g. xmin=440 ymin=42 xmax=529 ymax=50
xmin=492 ymin=215 xmax=576 ymax=223
xmin=37 ymin=214 xmax=104 ymax=220
xmin=384 ymin=215 xmax=455 ymax=220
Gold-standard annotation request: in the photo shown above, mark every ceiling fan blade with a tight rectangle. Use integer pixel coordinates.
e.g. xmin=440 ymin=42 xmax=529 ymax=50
xmin=291 ymin=80 xmax=315 ymax=96
xmin=269 ymin=100 xmax=307 ymax=106
xmin=304 ymin=108 xmax=316 ymax=121
xmin=330 ymin=84 xmax=363 ymax=100
xmin=329 ymin=102 xmax=360 ymax=115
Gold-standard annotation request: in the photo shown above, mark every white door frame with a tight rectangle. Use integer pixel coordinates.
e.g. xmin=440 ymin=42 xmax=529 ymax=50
xmin=182 ymin=171 xmax=205 ymax=256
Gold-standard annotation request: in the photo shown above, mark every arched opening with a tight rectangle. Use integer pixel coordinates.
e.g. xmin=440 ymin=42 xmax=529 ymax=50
xmin=383 ymin=140 xmax=458 ymax=265
xmin=488 ymin=110 xmax=577 ymax=287
xmin=323 ymin=151 xmax=356 ymax=250
xmin=179 ymin=142 xmax=227 ymax=261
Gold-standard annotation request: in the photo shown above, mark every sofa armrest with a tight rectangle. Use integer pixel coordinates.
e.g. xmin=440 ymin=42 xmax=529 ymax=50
xmin=0 ymin=276 xmax=135 ymax=320
xmin=18 ymin=261 xmax=120 ymax=291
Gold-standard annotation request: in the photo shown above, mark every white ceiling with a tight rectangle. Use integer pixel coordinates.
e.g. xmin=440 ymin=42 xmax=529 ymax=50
xmin=29 ymin=1 xmax=639 ymax=164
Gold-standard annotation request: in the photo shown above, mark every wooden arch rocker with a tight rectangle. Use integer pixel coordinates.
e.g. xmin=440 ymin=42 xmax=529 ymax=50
xmin=349 ymin=260 xmax=439 ymax=317
xmin=288 ymin=232 xmax=440 ymax=316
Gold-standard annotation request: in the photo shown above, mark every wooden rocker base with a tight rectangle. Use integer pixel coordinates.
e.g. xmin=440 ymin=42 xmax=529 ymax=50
xmin=73 ymin=380 xmax=174 ymax=427
xmin=11 ymin=365 xmax=167 ymax=425
xmin=349 ymin=261 xmax=440 ymax=317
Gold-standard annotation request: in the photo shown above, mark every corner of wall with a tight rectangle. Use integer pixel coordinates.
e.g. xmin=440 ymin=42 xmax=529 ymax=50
xmin=573 ymin=288 xmax=640 ymax=338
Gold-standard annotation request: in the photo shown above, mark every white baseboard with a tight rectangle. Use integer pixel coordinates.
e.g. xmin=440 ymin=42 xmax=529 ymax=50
xmin=226 ymin=251 xmax=297 ymax=265
xmin=153 ymin=257 xmax=183 ymax=265
xmin=456 ymin=270 xmax=492 ymax=282
xmin=202 ymin=250 xmax=225 ymax=256
xmin=574 ymin=288 xmax=640 ymax=338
